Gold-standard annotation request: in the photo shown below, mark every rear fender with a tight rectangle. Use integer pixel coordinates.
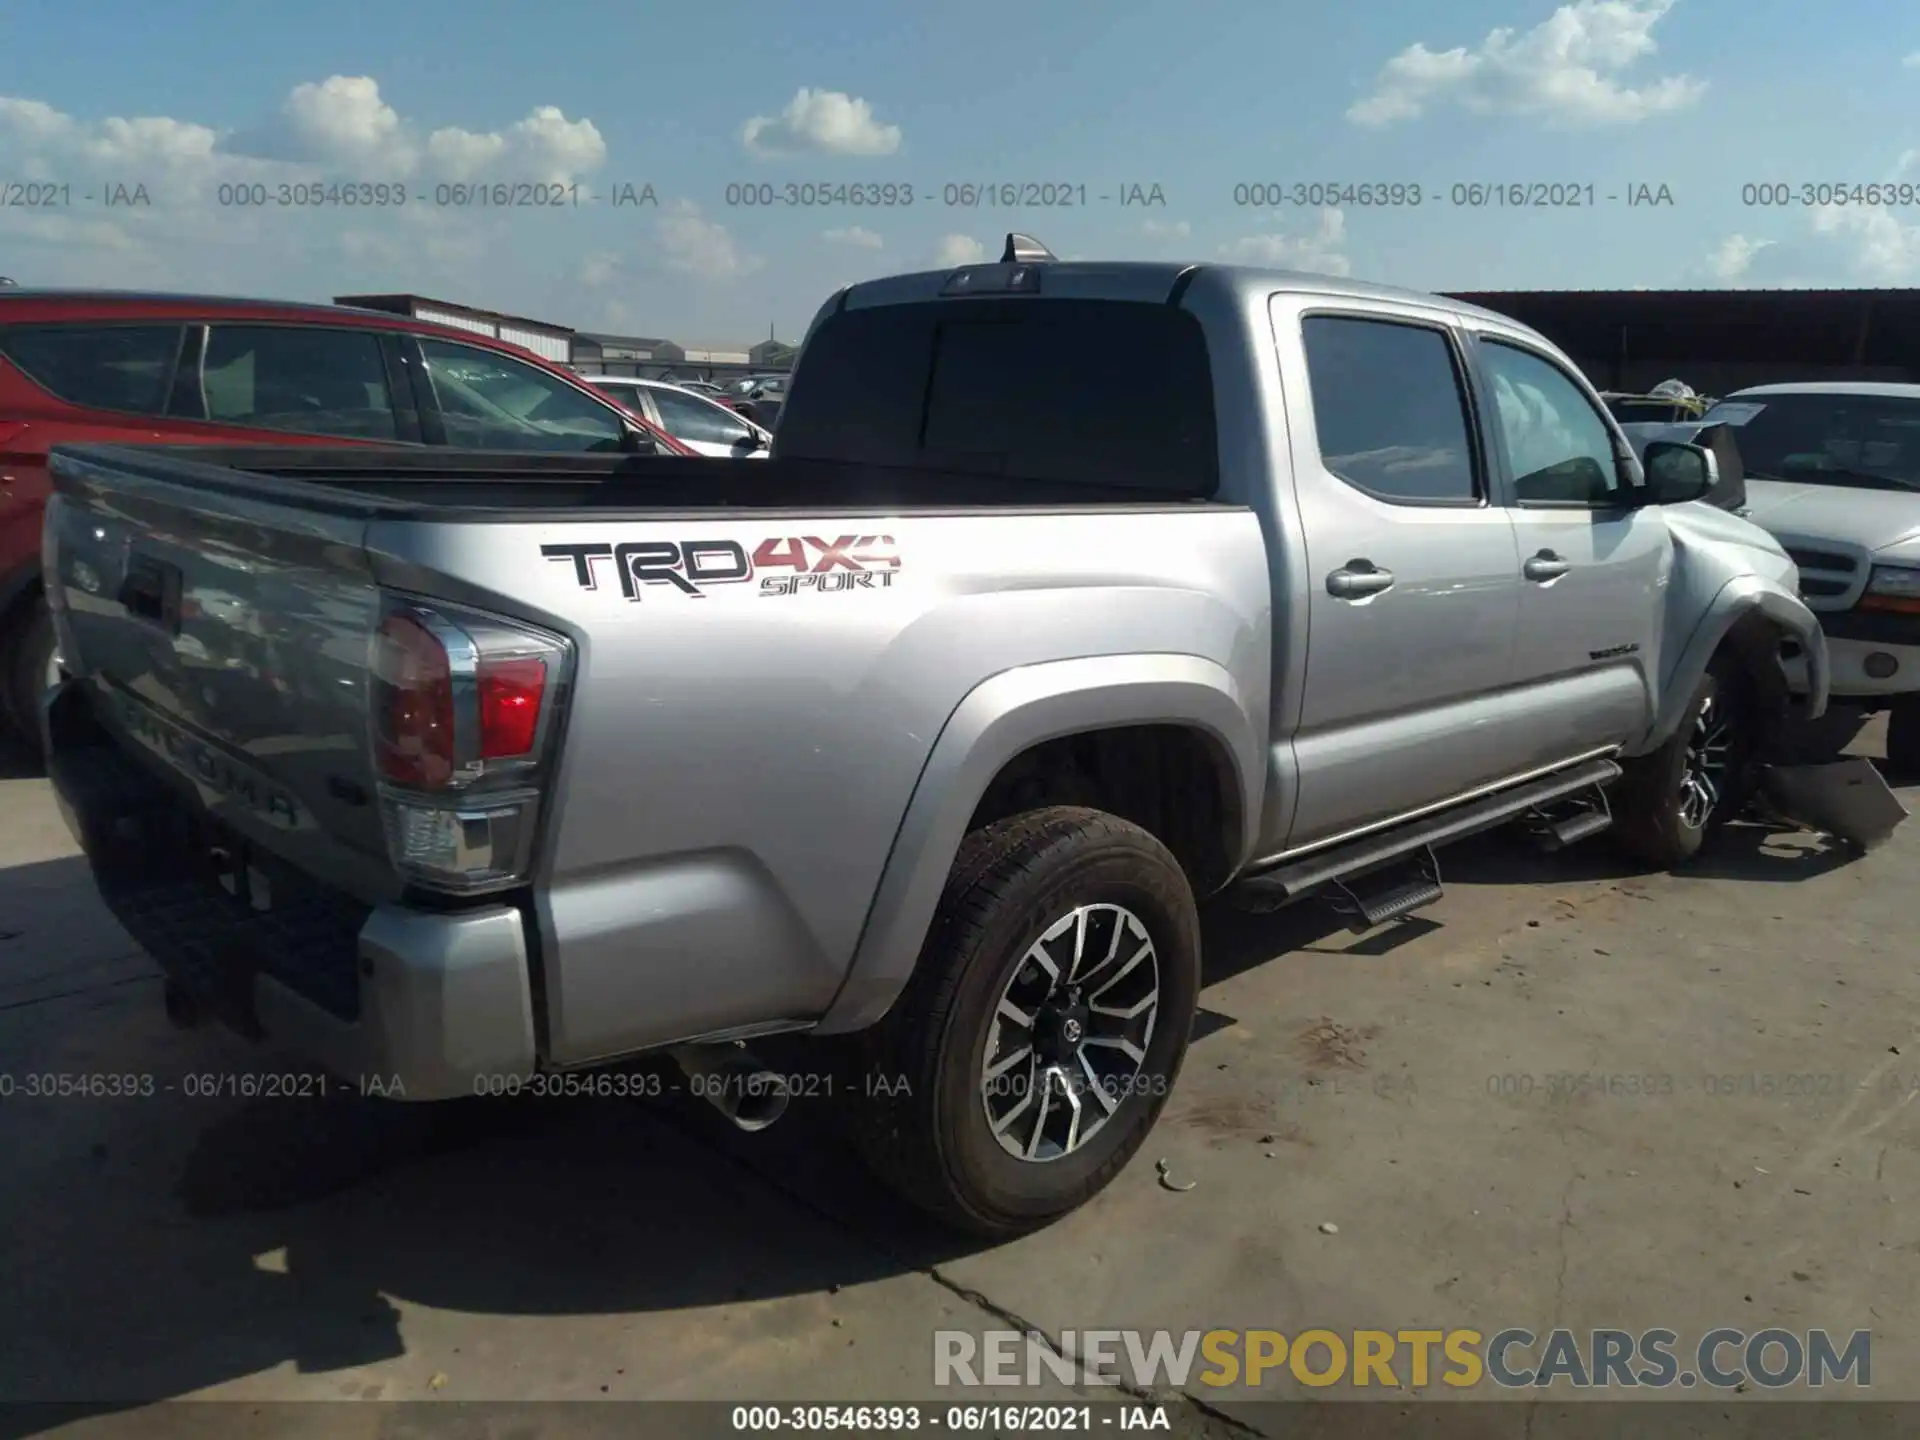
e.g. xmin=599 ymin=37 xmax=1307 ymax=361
xmin=812 ymin=653 xmax=1263 ymax=1035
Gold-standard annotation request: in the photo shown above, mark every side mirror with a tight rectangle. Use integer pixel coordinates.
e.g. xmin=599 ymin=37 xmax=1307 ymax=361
xmin=1642 ymin=441 xmax=1717 ymax=505
xmin=736 ymin=432 xmax=767 ymax=452
xmin=621 ymin=424 xmax=659 ymax=455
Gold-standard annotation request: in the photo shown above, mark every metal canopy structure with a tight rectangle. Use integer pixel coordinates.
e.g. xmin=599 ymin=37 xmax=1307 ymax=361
xmin=1445 ymin=287 xmax=1920 ymax=396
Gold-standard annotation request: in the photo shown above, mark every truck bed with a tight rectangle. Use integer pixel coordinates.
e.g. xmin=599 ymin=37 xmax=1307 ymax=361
xmin=50 ymin=443 xmax=1235 ymax=517
xmin=42 ymin=436 xmax=1271 ymax=1073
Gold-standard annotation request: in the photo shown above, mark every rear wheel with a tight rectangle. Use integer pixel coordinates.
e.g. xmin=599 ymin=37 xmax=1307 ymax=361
xmin=1612 ymin=662 xmax=1753 ymax=868
xmin=841 ymin=807 xmax=1200 ymax=1237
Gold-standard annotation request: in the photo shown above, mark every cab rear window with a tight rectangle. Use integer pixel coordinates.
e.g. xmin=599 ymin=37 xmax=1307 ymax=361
xmin=0 ymin=324 xmax=184 ymax=415
xmin=776 ymin=298 xmax=1219 ymax=497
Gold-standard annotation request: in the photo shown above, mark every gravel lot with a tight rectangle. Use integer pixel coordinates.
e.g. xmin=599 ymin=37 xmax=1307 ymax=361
xmin=2 ymin=724 xmax=1914 ymax=1437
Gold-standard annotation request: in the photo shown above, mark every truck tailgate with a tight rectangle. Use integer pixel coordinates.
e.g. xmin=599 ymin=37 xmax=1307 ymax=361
xmin=43 ymin=449 xmax=399 ymax=903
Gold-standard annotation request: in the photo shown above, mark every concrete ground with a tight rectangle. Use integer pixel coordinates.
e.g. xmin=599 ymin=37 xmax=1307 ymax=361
xmin=2 ymin=723 xmax=1916 ymax=1438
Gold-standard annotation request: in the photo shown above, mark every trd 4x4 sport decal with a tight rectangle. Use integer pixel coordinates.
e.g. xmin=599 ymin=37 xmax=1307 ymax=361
xmin=541 ymin=535 xmax=901 ymax=600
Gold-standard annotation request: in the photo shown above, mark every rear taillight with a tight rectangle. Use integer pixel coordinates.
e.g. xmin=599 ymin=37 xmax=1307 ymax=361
xmin=478 ymin=657 xmax=547 ymax=758
xmin=368 ymin=597 xmax=570 ymax=895
xmin=372 ymin=613 xmax=457 ymax=788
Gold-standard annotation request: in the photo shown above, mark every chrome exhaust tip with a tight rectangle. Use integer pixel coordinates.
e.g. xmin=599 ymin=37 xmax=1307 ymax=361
xmin=669 ymin=1044 xmax=791 ymax=1133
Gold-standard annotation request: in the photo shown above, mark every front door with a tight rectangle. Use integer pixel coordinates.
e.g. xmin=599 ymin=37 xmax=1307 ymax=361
xmin=1278 ymin=301 xmax=1525 ymax=850
xmin=1470 ymin=335 xmax=1667 ymax=770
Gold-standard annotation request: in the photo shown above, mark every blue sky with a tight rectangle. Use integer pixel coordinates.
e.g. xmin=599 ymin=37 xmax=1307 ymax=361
xmin=4 ymin=0 xmax=1919 ymax=345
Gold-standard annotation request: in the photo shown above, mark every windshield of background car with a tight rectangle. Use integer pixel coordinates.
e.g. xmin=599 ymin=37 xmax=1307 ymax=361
xmin=1702 ymin=393 xmax=1920 ymax=488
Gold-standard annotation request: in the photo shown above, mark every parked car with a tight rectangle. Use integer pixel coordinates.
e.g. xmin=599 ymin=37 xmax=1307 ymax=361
xmin=1689 ymin=382 xmax=1920 ymax=770
xmin=40 ymin=237 xmax=1832 ymax=1237
xmin=721 ymin=372 xmax=788 ymax=430
xmin=587 ymin=376 xmax=771 ymax=458
xmin=0 ymin=289 xmax=690 ymax=751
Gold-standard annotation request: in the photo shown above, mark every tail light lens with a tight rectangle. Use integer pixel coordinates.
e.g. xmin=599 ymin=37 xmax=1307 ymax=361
xmin=368 ymin=597 xmax=571 ymax=894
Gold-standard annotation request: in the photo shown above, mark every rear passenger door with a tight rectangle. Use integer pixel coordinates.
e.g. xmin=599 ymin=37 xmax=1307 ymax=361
xmin=1468 ymin=335 xmax=1666 ymax=766
xmin=1275 ymin=300 xmax=1526 ymax=849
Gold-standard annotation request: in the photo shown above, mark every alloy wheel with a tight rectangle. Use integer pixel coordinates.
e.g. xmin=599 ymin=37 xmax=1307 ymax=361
xmin=979 ymin=903 xmax=1160 ymax=1163
xmin=1677 ymin=692 xmax=1734 ymax=830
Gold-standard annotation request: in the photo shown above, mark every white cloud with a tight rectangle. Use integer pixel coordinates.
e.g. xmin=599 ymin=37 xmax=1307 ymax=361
xmin=575 ymin=251 xmax=623 ymax=289
xmin=741 ymin=88 xmax=902 ymax=158
xmin=933 ymin=233 xmax=987 ymax=267
xmin=1141 ymin=219 xmax=1192 ymax=239
xmin=1701 ymin=233 xmax=1772 ymax=281
xmin=823 ymin=225 xmax=883 ymax=249
xmin=1904 ymin=50 xmax=1920 ymax=68
xmin=657 ymin=200 xmax=760 ymax=280
xmin=0 ymin=79 xmax=608 ymax=204
xmin=0 ymin=79 xmax=610 ymax=290
xmin=1349 ymin=0 xmax=1705 ymax=127
xmin=233 ymin=76 xmax=605 ymax=183
xmin=1808 ymin=205 xmax=1920 ymax=284
xmin=1217 ymin=208 xmax=1351 ymax=276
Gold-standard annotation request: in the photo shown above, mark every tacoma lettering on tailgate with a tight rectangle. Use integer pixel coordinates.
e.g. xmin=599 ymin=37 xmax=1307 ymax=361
xmin=114 ymin=691 xmax=305 ymax=830
xmin=541 ymin=535 xmax=901 ymax=601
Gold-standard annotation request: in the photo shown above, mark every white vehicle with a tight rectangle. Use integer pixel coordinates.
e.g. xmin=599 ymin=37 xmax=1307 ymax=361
xmin=586 ymin=376 xmax=771 ymax=458
xmin=1695 ymin=383 xmax=1920 ymax=771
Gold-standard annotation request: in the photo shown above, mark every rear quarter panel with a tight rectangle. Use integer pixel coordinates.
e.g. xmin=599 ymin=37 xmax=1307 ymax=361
xmin=369 ymin=506 xmax=1271 ymax=1065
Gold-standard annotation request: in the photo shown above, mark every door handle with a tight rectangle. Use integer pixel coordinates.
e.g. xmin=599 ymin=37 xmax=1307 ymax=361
xmin=1326 ymin=561 xmax=1395 ymax=599
xmin=1523 ymin=552 xmax=1571 ymax=582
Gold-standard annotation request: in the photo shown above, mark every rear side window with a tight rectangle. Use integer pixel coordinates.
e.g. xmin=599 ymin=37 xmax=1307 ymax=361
xmin=777 ymin=299 xmax=1218 ymax=495
xmin=0 ymin=325 xmax=182 ymax=415
xmin=201 ymin=325 xmax=398 ymax=440
xmin=1300 ymin=315 xmax=1479 ymax=504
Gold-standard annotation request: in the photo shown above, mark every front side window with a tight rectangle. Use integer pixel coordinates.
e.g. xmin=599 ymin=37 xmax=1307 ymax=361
xmin=1480 ymin=340 xmax=1626 ymax=506
xmin=648 ymin=386 xmax=756 ymax=446
xmin=419 ymin=339 xmax=628 ymax=452
xmin=1300 ymin=315 xmax=1479 ymax=503
xmin=201 ymin=326 xmax=397 ymax=439
xmin=0 ymin=324 xmax=182 ymax=415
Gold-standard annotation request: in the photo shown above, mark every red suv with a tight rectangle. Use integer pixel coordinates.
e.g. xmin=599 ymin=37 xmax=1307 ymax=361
xmin=0 ymin=290 xmax=689 ymax=749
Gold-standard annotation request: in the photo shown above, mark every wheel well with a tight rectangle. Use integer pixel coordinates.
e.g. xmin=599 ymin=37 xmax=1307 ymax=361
xmin=1716 ymin=610 xmax=1795 ymax=714
xmin=966 ymin=725 xmax=1241 ymax=896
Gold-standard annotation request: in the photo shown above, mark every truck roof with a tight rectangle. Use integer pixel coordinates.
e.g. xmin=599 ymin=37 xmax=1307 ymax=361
xmin=837 ymin=260 xmax=1533 ymax=332
xmin=1725 ymin=381 xmax=1920 ymax=399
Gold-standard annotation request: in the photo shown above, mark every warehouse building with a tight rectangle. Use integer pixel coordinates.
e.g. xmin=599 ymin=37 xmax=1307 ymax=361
xmin=332 ymin=291 xmax=796 ymax=382
xmin=332 ymin=293 xmax=575 ymax=365
xmin=572 ymin=333 xmax=797 ymax=384
xmin=1446 ymin=288 xmax=1920 ymax=396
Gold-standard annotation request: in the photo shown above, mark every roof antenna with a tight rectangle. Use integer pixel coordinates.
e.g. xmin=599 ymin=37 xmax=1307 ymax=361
xmin=1001 ymin=233 xmax=1055 ymax=264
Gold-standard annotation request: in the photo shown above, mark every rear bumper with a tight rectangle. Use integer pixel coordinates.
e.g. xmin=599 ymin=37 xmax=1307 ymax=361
xmin=46 ymin=681 xmax=536 ymax=1100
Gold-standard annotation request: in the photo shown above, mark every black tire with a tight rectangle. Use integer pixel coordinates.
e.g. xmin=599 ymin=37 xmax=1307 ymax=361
xmin=3 ymin=597 xmax=56 ymax=754
xmin=1886 ymin=700 xmax=1920 ymax=779
xmin=841 ymin=807 xmax=1201 ymax=1237
xmin=1611 ymin=662 xmax=1753 ymax=868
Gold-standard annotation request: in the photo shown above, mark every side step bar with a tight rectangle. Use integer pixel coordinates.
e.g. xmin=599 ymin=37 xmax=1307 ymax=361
xmin=1232 ymin=756 xmax=1624 ymax=912
xmin=1324 ymin=847 xmax=1444 ymax=931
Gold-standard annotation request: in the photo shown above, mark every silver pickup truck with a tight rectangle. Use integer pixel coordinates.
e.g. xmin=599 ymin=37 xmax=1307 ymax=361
xmin=40 ymin=237 xmax=1831 ymax=1235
